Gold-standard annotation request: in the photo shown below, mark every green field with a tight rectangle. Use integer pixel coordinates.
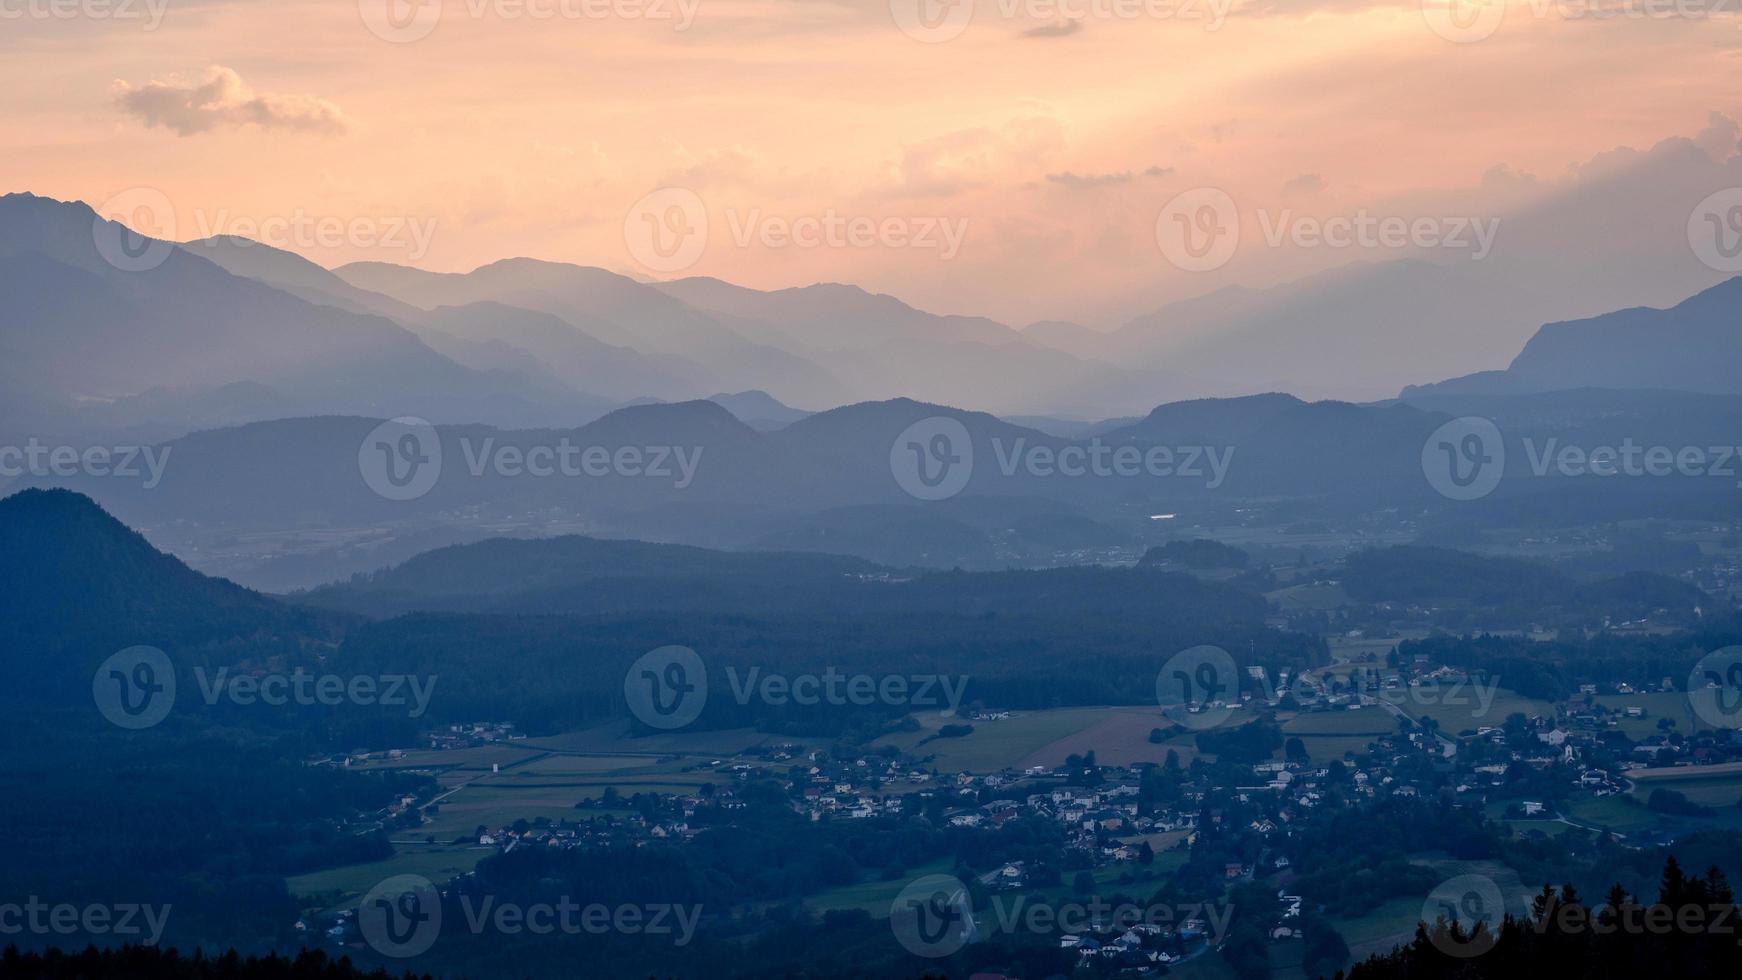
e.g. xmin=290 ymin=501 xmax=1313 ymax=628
xmin=1629 ymin=764 xmax=1742 ymax=808
xmin=1266 ymin=583 xmax=1350 ymax=612
xmin=288 ymin=846 xmax=493 ymax=913
xmin=1386 ymin=687 xmax=1552 ymax=735
xmin=519 ymin=722 xmax=807 ymax=758
xmin=1327 ymin=857 xmax=1533 ymax=963
xmin=802 ymin=858 xmax=958 ymax=916
xmin=1591 ymin=692 xmax=1709 ymax=738
xmin=873 ymin=707 xmax=1146 ymax=772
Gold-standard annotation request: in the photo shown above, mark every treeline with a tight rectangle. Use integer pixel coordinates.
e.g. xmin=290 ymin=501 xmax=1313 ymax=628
xmin=1341 ymin=545 xmax=1711 ymax=630
xmin=0 ymin=715 xmax=434 ymax=954
xmin=330 ymin=608 xmax=1322 ymax=737
xmin=1343 ymin=858 xmax=1742 ymax=980
xmin=1398 ymin=614 xmax=1742 ymax=701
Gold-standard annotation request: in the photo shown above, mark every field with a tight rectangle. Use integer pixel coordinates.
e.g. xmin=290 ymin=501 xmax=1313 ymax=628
xmin=316 ymin=723 xmax=800 ymax=899
xmin=800 ymin=858 xmax=958 ymax=916
xmin=1266 ymin=582 xmax=1350 ymax=612
xmin=872 ymin=706 xmax=1169 ymax=772
xmin=518 ymin=722 xmax=810 ymax=757
xmin=1628 ymin=763 xmax=1742 ymax=808
xmin=870 ymin=701 xmax=1398 ymax=773
xmin=1591 ymin=692 xmax=1710 ymax=738
xmin=288 ymin=845 xmax=494 ymax=913
xmin=1385 ymin=687 xmax=1553 ymax=736
xmin=1275 ymin=706 xmax=1395 ymax=761
xmin=1327 ymin=857 xmax=1532 ymax=963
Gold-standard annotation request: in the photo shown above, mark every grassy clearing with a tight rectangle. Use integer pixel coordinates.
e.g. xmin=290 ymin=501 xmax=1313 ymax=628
xmin=802 ymin=858 xmax=957 ymax=916
xmin=874 ymin=707 xmax=1134 ymax=773
xmin=1387 ymin=688 xmax=1553 ymax=736
xmin=1591 ymin=692 xmax=1708 ymax=738
xmin=519 ymin=723 xmax=805 ymax=757
xmin=288 ymin=846 xmax=493 ymax=913
xmin=1327 ymin=857 xmax=1532 ymax=964
xmin=1629 ymin=766 xmax=1742 ymax=809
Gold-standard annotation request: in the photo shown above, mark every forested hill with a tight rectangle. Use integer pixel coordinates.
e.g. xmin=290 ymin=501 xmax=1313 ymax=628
xmin=0 ymin=489 xmax=342 ymax=701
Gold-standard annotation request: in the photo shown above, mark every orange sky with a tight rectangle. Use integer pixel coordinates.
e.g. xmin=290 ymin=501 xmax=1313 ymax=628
xmin=3 ymin=0 xmax=1740 ymax=324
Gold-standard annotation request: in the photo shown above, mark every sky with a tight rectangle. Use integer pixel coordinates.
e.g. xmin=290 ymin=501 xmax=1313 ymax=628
xmin=4 ymin=0 xmax=1742 ymax=327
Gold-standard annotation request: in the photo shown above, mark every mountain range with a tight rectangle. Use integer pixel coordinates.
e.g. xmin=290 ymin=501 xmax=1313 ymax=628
xmin=7 ymin=189 xmax=1742 ymax=445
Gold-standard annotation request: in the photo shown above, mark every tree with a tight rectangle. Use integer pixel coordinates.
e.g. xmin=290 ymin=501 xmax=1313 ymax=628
xmin=1138 ymin=841 xmax=1156 ymax=865
xmin=1301 ymin=912 xmax=1350 ymax=980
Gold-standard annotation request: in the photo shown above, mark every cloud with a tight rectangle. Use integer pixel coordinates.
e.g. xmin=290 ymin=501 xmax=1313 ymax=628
xmin=114 ymin=66 xmax=350 ymax=137
xmin=1281 ymin=173 xmax=1325 ymax=197
xmin=1022 ymin=19 xmax=1084 ymax=37
xmin=1694 ymin=111 xmax=1741 ymax=162
xmin=1046 ymin=165 xmax=1172 ymax=189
